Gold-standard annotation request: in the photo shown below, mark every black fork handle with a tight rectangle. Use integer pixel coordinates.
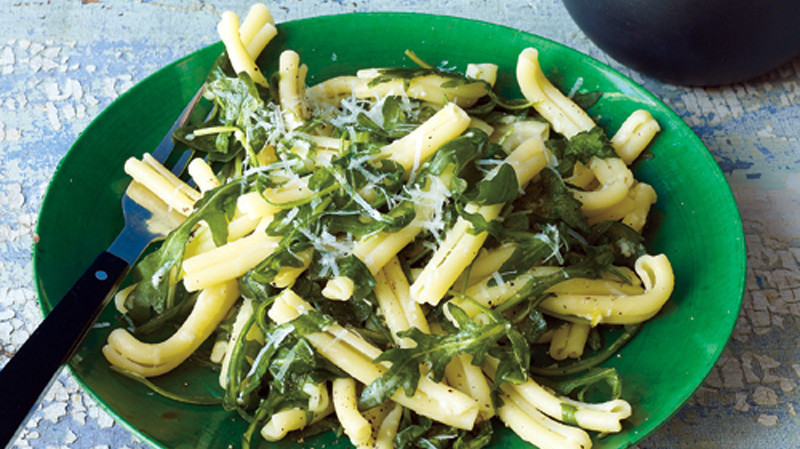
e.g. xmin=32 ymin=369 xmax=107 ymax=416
xmin=0 ymin=251 xmax=129 ymax=448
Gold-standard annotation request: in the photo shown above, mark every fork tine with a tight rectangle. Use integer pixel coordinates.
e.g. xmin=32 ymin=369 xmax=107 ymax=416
xmin=149 ymin=85 xmax=206 ymax=167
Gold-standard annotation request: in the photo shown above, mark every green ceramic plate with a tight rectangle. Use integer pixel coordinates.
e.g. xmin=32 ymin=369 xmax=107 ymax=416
xmin=33 ymin=12 xmax=745 ymax=449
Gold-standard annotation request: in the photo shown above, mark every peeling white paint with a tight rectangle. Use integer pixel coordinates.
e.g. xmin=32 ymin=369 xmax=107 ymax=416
xmin=0 ymin=47 xmax=14 ymax=66
xmin=41 ymin=403 xmax=67 ymax=423
xmin=752 ymin=385 xmax=779 ymax=406
xmin=45 ymin=101 xmax=61 ymax=130
xmin=63 ymin=429 xmax=77 ymax=445
xmin=756 ymin=414 xmax=779 ymax=427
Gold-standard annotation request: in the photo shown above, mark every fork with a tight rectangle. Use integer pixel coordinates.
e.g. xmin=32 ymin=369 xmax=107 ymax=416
xmin=0 ymin=85 xmax=207 ymax=448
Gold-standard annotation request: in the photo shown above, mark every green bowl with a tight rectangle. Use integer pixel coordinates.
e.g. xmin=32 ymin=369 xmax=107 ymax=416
xmin=33 ymin=12 xmax=745 ymax=449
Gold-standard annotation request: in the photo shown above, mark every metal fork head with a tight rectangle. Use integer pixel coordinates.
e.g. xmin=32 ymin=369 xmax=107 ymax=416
xmin=124 ymin=181 xmax=186 ymax=238
xmin=107 ymin=86 xmax=206 ymax=266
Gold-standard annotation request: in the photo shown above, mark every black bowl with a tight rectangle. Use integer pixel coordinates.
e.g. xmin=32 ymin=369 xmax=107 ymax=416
xmin=562 ymin=0 xmax=800 ymax=86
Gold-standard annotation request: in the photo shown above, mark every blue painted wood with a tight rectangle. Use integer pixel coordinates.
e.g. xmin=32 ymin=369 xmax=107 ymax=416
xmin=0 ymin=1 xmax=797 ymax=448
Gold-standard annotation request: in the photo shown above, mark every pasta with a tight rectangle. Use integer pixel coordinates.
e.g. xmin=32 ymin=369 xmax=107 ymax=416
xmin=106 ymin=4 xmax=675 ymax=449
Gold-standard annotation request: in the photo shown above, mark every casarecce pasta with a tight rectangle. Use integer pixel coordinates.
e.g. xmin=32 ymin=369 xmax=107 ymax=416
xmin=105 ymin=4 xmax=675 ymax=449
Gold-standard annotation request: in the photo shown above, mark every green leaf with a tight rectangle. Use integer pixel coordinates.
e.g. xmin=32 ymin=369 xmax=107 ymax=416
xmin=571 ymin=90 xmax=603 ymax=110
xmin=285 ymin=307 xmax=338 ymax=337
xmin=207 ymin=71 xmax=264 ymax=126
xmin=429 ymin=130 xmax=490 ymax=173
xmin=395 ymin=413 xmax=433 ymax=449
xmin=239 ymin=336 xmax=334 ymax=448
xmin=173 ymin=121 xmax=239 ymax=163
xmin=393 ymin=412 xmax=493 ymax=449
xmin=452 ymin=421 xmax=494 ymax=449
xmin=337 ymin=255 xmax=376 ymax=301
xmin=234 ymin=309 xmax=342 ymax=448
xmin=590 ymin=220 xmax=648 ymax=266
xmin=366 ymin=66 xmax=484 ymax=92
xmin=465 ymin=162 xmax=520 ymax=205
xmin=492 ymin=244 xmax=617 ymax=317
xmin=238 ymin=323 xmax=294 ymax=402
xmin=546 ymin=126 xmax=618 ymax=177
xmin=267 ymin=338 xmax=319 ymax=394
xmin=176 ymin=70 xmax=276 ymax=163
xmin=241 ymin=243 xmax=311 ymax=290
xmin=238 ymin=273 xmax=278 ymax=303
xmin=326 ymin=200 xmax=416 ymax=238
xmin=199 ymin=190 xmax=240 ymax=248
xmin=524 ymin=168 xmax=590 ymax=233
xmin=418 ymin=129 xmax=486 ymax=177
xmin=553 ymin=367 xmax=624 ymax=402
xmin=381 ymin=96 xmax=417 ymax=137
xmin=516 ymin=309 xmax=548 ymax=346
xmin=465 ymin=304 xmax=529 ymax=387
xmin=133 ymin=291 xmax=197 ymax=335
xmin=124 ymin=180 xmax=245 ymax=323
xmin=359 ymin=304 xmax=514 ymax=409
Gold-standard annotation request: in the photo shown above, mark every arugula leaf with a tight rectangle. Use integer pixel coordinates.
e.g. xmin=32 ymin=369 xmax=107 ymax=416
xmin=354 ymin=112 xmax=394 ymax=143
xmin=326 ymin=200 xmax=416 ymax=238
xmin=468 ymin=90 xmax=534 ymax=118
xmin=552 ymin=367 xmax=624 ymax=402
xmin=133 ymin=291 xmax=198 ymax=335
xmin=500 ymin=225 xmax=569 ymax=276
xmin=395 ymin=413 xmax=433 ymax=449
xmin=359 ymin=304 xmax=521 ymax=409
xmin=172 ymin=120 xmax=232 ymax=160
xmin=492 ymin=244 xmax=617 ymax=317
xmin=208 ymin=71 xmax=265 ymax=126
xmin=546 ymin=126 xmax=618 ymax=177
xmin=523 ymin=168 xmax=590 ymax=233
xmin=237 ymin=322 xmax=294 ymax=403
xmin=224 ymin=311 xmax=261 ymax=410
xmin=451 ymin=421 xmax=493 ymax=449
xmin=241 ymin=242 xmax=310 ymax=295
xmin=232 ymin=309 xmax=341 ymax=449
xmin=124 ymin=180 xmax=245 ymax=323
xmin=516 ymin=309 xmax=549 ymax=346
xmin=465 ymin=162 xmax=520 ymax=205
xmin=571 ymin=90 xmax=603 ymax=111
xmin=205 ymin=51 xmax=236 ymax=84
xmin=590 ymin=220 xmax=648 ymax=266
xmin=238 ymin=270 xmax=279 ymax=303
xmin=460 ymin=302 xmax=530 ymax=387
xmin=335 ymin=255 xmax=376 ymax=301
xmin=175 ymin=70 xmax=276 ymax=164
xmin=417 ymin=423 xmax=490 ymax=449
xmin=454 ymin=204 xmax=571 ymax=280
xmin=394 ymin=410 xmax=493 ymax=449
xmin=366 ymin=66 xmax=478 ymax=90
xmin=240 ymin=338 xmax=332 ymax=448
xmin=305 ymin=287 xmax=376 ymax=330
xmin=109 ymin=365 xmax=222 ymax=406
xmin=419 ymin=129 xmax=489 ymax=181
xmin=381 ymin=96 xmax=418 ymax=137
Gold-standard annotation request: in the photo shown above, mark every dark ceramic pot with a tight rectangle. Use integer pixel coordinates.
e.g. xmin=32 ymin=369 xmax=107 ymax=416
xmin=562 ymin=0 xmax=800 ymax=86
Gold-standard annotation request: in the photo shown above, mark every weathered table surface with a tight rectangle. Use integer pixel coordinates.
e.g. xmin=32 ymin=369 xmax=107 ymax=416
xmin=1 ymin=1 xmax=798 ymax=448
